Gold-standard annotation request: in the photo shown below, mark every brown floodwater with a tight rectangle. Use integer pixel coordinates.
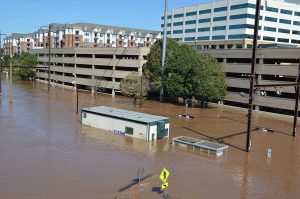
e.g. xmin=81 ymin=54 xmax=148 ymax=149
xmin=0 ymin=80 xmax=300 ymax=199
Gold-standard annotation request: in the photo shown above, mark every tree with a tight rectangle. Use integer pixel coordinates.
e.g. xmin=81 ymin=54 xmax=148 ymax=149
xmin=189 ymin=53 xmax=227 ymax=101
xmin=144 ymin=39 xmax=227 ymax=103
xmin=144 ymin=38 xmax=180 ymax=94
xmin=119 ymin=72 xmax=150 ymax=99
xmin=7 ymin=53 xmax=37 ymax=81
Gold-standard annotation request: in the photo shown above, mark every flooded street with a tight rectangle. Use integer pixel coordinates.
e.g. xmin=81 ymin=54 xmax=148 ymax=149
xmin=0 ymin=80 xmax=300 ymax=199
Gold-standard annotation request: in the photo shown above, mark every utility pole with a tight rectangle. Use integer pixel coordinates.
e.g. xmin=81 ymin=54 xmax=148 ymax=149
xmin=246 ymin=0 xmax=261 ymax=152
xmin=48 ymin=24 xmax=51 ymax=94
xmin=76 ymin=85 xmax=79 ymax=114
xmin=160 ymin=0 xmax=168 ymax=103
xmin=9 ymin=57 xmax=12 ymax=103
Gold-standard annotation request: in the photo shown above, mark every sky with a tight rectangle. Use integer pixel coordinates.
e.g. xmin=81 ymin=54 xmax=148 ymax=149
xmin=0 ymin=0 xmax=210 ymax=36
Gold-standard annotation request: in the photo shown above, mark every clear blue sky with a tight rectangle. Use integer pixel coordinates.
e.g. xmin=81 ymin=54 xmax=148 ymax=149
xmin=0 ymin=0 xmax=209 ymax=35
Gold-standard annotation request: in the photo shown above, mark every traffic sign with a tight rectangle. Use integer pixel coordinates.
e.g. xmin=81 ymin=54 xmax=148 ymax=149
xmin=159 ymin=167 xmax=170 ymax=182
xmin=161 ymin=181 xmax=169 ymax=190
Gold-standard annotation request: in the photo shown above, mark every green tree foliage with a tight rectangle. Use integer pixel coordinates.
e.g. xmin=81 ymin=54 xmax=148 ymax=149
xmin=119 ymin=72 xmax=150 ymax=98
xmin=144 ymin=39 xmax=227 ymax=102
xmin=144 ymin=38 xmax=180 ymax=94
xmin=3 ymin=53 xmax=37 ymax=80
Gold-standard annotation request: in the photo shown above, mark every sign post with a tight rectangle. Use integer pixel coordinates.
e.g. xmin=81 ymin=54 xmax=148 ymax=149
xmin=159 ymin=167 xmax=170 ymax=196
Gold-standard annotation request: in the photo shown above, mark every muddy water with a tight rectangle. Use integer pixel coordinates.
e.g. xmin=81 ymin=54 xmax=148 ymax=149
xmin=0 ymin=80 xmax=299 ymax=199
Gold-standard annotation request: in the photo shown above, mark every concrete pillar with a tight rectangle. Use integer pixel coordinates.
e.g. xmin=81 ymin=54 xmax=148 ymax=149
xmin=62 ymin=62 xmax=65 ymax=85
xmin=91 ymin=64 xmax=95 ymax=94
xmin=112 ymin=88 xmax=115 ymax=96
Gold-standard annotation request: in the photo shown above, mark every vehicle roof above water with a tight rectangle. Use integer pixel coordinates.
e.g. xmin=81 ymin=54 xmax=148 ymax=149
xmin=82 ymin=106 xmax=170 ymax=124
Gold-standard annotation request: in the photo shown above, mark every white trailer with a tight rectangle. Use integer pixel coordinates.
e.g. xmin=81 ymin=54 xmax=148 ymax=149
xmin=81 ymin=106 xmax=170 ymax=141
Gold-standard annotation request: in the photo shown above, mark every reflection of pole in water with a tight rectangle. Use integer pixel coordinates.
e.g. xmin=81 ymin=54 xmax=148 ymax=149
xmin=9 ymin=60 xmax=12 ymax=103
xmin=241 ymin=154 xmax=250 ymax=199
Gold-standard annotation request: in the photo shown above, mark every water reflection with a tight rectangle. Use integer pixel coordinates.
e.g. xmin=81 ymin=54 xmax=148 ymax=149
xmin=0 ymin=80 xmax=300 ymax=199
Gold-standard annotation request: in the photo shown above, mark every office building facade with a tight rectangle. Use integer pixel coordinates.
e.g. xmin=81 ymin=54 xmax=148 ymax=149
xmin=162 ymin=0 xmax=300 ymax=49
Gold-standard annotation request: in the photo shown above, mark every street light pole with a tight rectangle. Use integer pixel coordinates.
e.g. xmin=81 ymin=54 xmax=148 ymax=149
xmin=246 ymin=0 xmax=261 ymax=152
xmin=160 ymin=0 xmax=168 ymax=103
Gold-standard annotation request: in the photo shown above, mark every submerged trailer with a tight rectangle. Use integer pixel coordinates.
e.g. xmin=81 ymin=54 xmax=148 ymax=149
xmin=81 ymin=106 xmax=170 ymax=141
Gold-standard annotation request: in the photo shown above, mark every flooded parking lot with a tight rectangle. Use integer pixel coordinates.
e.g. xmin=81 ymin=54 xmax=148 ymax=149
xmin=0 ymin=80 xmax=300 ymax=199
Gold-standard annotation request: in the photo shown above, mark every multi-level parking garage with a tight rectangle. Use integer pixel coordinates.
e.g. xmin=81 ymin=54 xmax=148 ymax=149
xmin=203 ymin=48 xmax=300 ymax=115
xmin=30 ymin=47 xmax=149 ymax=95
xmin=31 ymin=46 xmax=300 ymax=116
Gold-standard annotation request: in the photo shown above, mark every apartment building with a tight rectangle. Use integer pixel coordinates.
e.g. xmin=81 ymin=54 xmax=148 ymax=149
xmin=3 ymin=23 xmax=161 ymax=55
xmin=3 ymin=33 xmax=35 ymax=55
xmin=29 ymin=47 xmax=149 ymax=95
xmin=162 ymin=0 xmax=300 ymax=49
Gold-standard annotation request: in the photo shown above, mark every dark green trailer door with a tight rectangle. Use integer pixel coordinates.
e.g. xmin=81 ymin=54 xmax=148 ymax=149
xmin=157 ymin=121 xmax=166 ymax=139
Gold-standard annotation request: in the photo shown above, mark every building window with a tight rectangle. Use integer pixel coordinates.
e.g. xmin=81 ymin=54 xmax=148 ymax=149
xmin=229 ymin=24 xmax=254 ymax=30
xmin=125 ymin=127 xmax=133 ymax=135
xmin=184 ymin=37 xmax=195 ymax=41
xmin=291 ymin=39 xmax=300 ymax=44
xmin=230 ymin=3 xmax=256 ymax=10
xmin=293 ymin=21 xmax=300 ymax=26
xmin=167 ymin=31 xmax=171 ymax=35
xmin=213 ymin=16 xmax=227 ymax=22
xmin=199 ymin=9 xmax=211 ymax=14
xmin=185 ymin=29 xmax=196 ymax=33
xmin=173 ymin=22 xmax=183 ymax=26
xmin=228 ymin=34 xmax=253 ymax=39
xmin=83 ymin=113 xmax=87 ymax=118
xmin=85 ymin=32 xmax=89 ymax=36
xmin=280 ymin=9 xmax=292 ymax=15
xmin=277 ymin=38 xmax=289 ymax=43
xmin=174 ymin=13 xmax=184 ymax=18
xmin=292 ymin=30 xmax=300 ymax=35
xmin=197 ymin=36 xmax=209 ymax=41
xmin=295 ymin=12 xmax=300 ymax=16
xmin=186 ymin=11 xmax=197 ymax=16
xmin=185 ymin=20 xmax=196 ymax=25
xmin=266 ymin=6 xmax=278 ymax=13
xmin=265 ymin=16 xmax=277 ymax=22
xmin=198 ymin=27 xmax=210 ymax=32
xmin=173 ymin=30 xmax=183 ymax=34
xmin=279 ymin=19 xmax=291 ymax=24
xmin=161 ymin=15 xmax=172 ymax=20
xmin=230 ymin=13 xmax=255 ymax=20
xmin=212 ymin=26 xmax=226 ymax=31
xmin=214 ymin=6 xmax=227 ymax=12
xmin=278 ymin=28 xmax=290 ymax=34
xmin=219 ymin=45 xmax=225 ymax=49
xmin=263 ymin=36 xmax=275 ymax=41
xmin=264 ymin=26 xmax=276 ymax=32
xmin=212 ymin=35 xmax=225 ymax=40
xmin=198 ymin=18 xmax=211 ymax=23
